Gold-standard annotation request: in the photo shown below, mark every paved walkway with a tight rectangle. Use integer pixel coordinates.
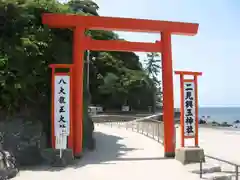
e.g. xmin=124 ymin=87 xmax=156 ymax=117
xmin=14 ymin=124 xmax=200 ymax=180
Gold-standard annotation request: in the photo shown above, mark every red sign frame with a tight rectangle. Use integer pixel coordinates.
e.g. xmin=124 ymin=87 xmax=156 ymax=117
xmin=175 ymin=70 xmax=202 ymax=147
xmin=49 ymin=64 xmax=74 ymax=149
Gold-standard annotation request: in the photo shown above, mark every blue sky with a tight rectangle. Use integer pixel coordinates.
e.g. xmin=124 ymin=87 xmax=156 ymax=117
xmin=59 ymin=0 xmax=240 ymax=107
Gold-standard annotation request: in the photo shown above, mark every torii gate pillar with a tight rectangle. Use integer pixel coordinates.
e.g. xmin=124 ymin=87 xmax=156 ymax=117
xmin=42 ymin=13 xmax=199 ymax=158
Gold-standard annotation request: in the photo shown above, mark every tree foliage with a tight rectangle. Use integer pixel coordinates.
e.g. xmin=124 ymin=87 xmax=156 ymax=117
xmin=144 ymin=52 xmax=161 ymax=85
xmin=0 ymin=0 xmax=161 ymax=120
xmin=144 ymin=52 xmax=163 ymax=110
xmin=68 ymin=0 xmax=99 ymax=16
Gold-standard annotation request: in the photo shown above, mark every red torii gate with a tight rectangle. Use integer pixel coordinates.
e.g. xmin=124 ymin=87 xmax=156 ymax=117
xmin=42 ymin=13 xmax=199 ymax=157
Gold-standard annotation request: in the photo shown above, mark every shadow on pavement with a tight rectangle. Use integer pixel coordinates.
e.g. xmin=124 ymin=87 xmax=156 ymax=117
xmin=20 ymin=129 xmax=167 ymax=172
xmin=73 ymin=131 xmax=138 ymax=165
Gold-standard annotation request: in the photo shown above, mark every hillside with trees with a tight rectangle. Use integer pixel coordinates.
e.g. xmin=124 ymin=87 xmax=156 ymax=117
xmin=0 ymin=0 xmax=162 ymax=165
xmin=0 ymin=0 xmax=162 ymax=117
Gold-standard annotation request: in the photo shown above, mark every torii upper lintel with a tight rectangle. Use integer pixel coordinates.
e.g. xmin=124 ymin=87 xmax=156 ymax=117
xmin=42 ymin=13 xmax=198 ymax=35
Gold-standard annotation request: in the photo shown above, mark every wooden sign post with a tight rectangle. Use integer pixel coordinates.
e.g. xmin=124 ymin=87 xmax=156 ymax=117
xmin=49 ymin=64 xmax=73 ymax=156
xmin=175 ymin=71 xmax=202 ymax=147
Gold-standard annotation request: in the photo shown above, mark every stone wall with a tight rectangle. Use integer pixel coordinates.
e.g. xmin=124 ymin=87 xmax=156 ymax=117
xmin=0 ymin=117 xmax=47 ymax=166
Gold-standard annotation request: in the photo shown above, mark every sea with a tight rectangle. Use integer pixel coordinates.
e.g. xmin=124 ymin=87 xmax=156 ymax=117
xmin=198 ymin=107 xmax=240 ymax=124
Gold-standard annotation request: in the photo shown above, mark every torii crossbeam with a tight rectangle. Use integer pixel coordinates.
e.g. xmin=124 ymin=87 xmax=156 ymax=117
xmin=42 ymin=13 xmax=199 ymax=158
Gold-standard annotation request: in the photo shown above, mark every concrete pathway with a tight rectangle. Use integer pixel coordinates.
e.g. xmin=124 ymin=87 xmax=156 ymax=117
xmin=14 ymin=124 xmax=200 ymax=180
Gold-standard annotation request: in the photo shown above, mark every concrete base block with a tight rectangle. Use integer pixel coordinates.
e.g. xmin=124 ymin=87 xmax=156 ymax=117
xmin=175 ymin=147 xmax=205 ymax=164
xmin=202 ymin=172 xmax=232 ymax=180
xmin=185 ymin=162 xmax=221 ymax=174
xmin=41 ymin=148 xmax=74 ymax=167
xmin=74 ymin=153 xmax=83 ymax=159
xmin=164 ymin=152 xmax=175 ymax=158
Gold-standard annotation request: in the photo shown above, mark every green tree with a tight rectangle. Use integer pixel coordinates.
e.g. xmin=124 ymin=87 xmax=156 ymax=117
xmin=144 ymin=52 xmax=162 ymax=112
xmin=66 ymin=0 xmax=156 ymax=110
xmin=0 ymin=0 xmax=159 ymax=149
xmin=145 ymin=52 xmax=161 ymax=85
xmin=68 ymin=0 xmax=99 ymax=15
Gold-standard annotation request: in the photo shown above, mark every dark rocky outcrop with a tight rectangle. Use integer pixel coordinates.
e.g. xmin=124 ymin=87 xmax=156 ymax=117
xmin=0 ymin=150 xmax=19 ymax=179
xmin=199 ymin=119 xmax=207 ymax=124
xmin=0 ymin=118 xmax=47 ymax=166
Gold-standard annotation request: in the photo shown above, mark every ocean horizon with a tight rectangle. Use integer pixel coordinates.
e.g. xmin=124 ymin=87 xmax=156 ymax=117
xmin=198 ymin=107 xmax=240 ymax=123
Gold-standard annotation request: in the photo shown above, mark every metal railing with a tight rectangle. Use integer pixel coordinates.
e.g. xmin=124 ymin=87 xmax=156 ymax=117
xmin=94 ymin=114 xmax=240 ymax=179
xmin=92 ymin=113 xmax=163 ymax=123
xmin=200 ymin=155 xmax=240 ymax=180
xmin=93 ymin=113 xmax=169 ymax=146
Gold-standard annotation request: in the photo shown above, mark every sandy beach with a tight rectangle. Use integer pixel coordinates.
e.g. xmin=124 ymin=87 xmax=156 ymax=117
xmin=176 ymin=126 xmax=240 ymax=164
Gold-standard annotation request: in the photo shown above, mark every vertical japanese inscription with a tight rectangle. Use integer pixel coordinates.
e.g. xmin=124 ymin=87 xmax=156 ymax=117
xmin=183 ymin=81 xmax=195 ymax=137
xmin=54 ymin=75 xmax=70 ymax=136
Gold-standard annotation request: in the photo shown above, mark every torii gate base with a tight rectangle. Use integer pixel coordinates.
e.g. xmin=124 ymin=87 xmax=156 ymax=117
xmin=42 ymin=13 xmax=199 ymax=158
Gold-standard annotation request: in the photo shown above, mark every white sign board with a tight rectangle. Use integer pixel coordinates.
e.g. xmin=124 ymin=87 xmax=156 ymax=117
xmin=183 ymin=81 xmax=196 ymax=137
xmin=54 ymin=75 xmax=70 ymax=137
xmin=55 ymin=134 xmax=67 ymax=150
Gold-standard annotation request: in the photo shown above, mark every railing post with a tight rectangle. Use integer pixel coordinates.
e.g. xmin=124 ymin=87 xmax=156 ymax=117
xmin=153 ymin=123 xmax=156 ymax=139
xmin=152 ymin=123 xmax=154 ymax=138
xmin=200 ymin=159 xmax=203 ymax=178
xmin=236 ymin=165 xmax=239 ymax=180
xmin=146 ymin=124 xmax=149 ymax=136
